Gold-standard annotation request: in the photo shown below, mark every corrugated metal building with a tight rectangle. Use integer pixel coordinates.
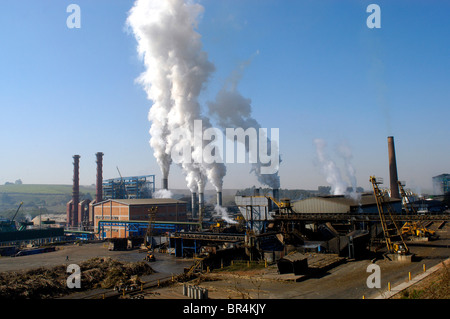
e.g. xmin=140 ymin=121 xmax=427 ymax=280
xmin=93 ymin=198 xmax=187 ymax=238
xmin=292 ymin=193 xmax=402 ymax=214
xmin=235 ymin=195 xmax=274 ymax=234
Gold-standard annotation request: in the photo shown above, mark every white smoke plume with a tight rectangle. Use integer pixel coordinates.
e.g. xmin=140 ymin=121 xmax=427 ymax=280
xmin=127 ymin=0 xmax=226 ymax=193
xmin=207 ymin=55 xmax=281 ymax=189
xmin=336 ymin=142 xmax=360 ymax=201
xmin=314 ymin=139 xmax=360 ymax=202
xmin=314 ymin=139 xmax=347 ymax=196
xmin=213 ymin=205 xmax=238 ymax=224
xmin=153 ymin=189 xmax=173 ymax=199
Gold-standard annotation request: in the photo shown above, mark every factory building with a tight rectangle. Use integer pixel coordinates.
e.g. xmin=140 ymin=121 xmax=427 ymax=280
xmin=235 ymin=195 xmax=273 ymax=235
xmin=292 ymin=193 xmax=402 ymax=214
xmin=432 ymin=174 xmax=450 ymax=195
xmin=93 ymin=198 xmax=187 ymax=239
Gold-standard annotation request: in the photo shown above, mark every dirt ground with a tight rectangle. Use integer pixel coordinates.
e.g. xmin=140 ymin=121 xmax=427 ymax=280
xmin=391 ymin=261 xmax=449 ymax=299
xmin=142 ymin=223 xmax=450 ymax=299
xmin=0 ymin=223 xmax=448 ymax=299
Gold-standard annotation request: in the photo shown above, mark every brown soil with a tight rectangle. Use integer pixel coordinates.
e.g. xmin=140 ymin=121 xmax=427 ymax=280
xmin=0 ymin=257 xmax=154 ymax=299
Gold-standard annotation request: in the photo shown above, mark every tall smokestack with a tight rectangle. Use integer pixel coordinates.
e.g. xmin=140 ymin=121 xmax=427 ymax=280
xmin=217 ymin=191 xmax=223 ymax=207
xmin=96 ymin=152 xmax=103 ymax=203
xmin=387 ymin=136 xmax=400 ymax=199
xmin=162 ymin=177 xmax=168 ymax=190
xmin=191 ymin=192 xmax=197 ymax=219
xmin=72 ymin=155 xmax=80 ymax=227
xmin=198 ymin=192 xmax=204 ymax=221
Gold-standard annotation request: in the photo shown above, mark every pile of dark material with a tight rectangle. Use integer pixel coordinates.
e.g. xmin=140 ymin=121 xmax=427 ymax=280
xmin=0 ymin=257 xmax=154 ymax=299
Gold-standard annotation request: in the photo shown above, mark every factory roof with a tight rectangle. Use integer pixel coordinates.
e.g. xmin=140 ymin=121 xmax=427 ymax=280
xmin=94 ymin=198 xmax=186 ymax=206
xmin=292 ymin=193 xmax=401 ymax=214
xmin=316 ymin=193 xmax=401 ymax=207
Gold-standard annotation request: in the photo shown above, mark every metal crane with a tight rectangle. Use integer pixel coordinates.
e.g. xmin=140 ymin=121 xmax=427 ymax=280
xmin=265 ymin=196 xmax=294 ymax=215
xmin=11 ymin=202 xmax=24 ymax=222
xmin=116 ymin=166 xmax=129 ymax=198
xmin=142 ymin=206 xmax=158 ymax=252
xmin=370 ymin=176 xmax=409 ymax=255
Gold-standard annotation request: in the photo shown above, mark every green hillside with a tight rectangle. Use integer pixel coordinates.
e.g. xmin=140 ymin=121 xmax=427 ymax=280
xmin=0 ymin=184 xmax=95 ymax=219
xmin=0 ymin=184 xmax=95 ymax=195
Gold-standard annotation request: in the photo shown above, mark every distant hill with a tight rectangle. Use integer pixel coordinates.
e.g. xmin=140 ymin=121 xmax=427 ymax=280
xmin=0 ymin=184 xmax=95 ymax=195
xmin=0 ymin=184 xmax=95 ymax=219
xmin=0 ymin=184 xmax=329 ymax=220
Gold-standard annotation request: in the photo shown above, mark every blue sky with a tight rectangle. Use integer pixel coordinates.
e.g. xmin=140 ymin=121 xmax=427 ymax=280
xmin=0 ymin=0 xmax=449 ymax=193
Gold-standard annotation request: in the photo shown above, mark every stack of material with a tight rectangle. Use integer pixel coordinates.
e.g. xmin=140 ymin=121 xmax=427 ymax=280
xmin=305 ymin=253 xmax=346 ymax=272
xmin=277 ymin=252 xmax=308 ymax=275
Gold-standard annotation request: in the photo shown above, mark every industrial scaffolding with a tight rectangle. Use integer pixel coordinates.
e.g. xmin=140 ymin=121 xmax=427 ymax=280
xmin=102 ymin=175 xmax=155 ymax=200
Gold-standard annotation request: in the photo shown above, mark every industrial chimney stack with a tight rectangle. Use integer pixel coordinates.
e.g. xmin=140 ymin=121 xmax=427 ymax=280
xmin=191 ymin=192 xmax=197 ymax=219
xmin=96 ymin=152 xmax=103 ymax=203
xmin=162 ymin=178 xmax=168 ymax=190
xmin=387 ymin=136 xmax=400 ymax=199
xmin=198 ymin=192 xmax=205 ymax=221
xmin=216 ymin=191 xmax=223 ymax=207
xmin=71 ymin=155 xmax=80 ymax=227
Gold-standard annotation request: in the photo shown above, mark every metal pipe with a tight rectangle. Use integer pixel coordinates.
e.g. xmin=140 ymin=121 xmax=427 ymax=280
xmin=191 ymin=192 xmax=197 ymax=219
xmin=217 ymin=191 xmax=223 ymax=207
xmin=198 ymin=192 xmax=204 ymax=221
xmin=95 ymin=152 xmax=103 ymax=203
xmin=162 ymin=177 xmax=168 ymax=190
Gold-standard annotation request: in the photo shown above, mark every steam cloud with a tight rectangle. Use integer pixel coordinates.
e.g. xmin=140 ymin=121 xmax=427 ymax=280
xmin=207 ymin=55 xmax=281 ymax=189
xmin=214 ymin=205 xmax=238 ymax=224
xmin=314 ymin=139 xmax=360 ymax=201
xmin=128 ymin=0 xmax=279 ymax=197
xmin=153 ymin=189 xmax=173 ymax=199
xmin=127 ymin=0 xmax=226 ymax=193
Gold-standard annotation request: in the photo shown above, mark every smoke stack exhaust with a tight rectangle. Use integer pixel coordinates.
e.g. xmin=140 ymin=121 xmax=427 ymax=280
xmin=387 ymin=136 xmax=400 ymax=199
xmin=96 ymin=152 xmax=103 ymax=203
xmin=162 ymin=178 xmax=168 ymax=190
xmin=217 ymin=191 xmax=223 ymax=207
xmin=191 ymin=192 xmax=197 ymax=219
xmin=72 ymin=155 xmax=80 ymax=227
xmin=198 ymin=192 xmax=204 ymax=221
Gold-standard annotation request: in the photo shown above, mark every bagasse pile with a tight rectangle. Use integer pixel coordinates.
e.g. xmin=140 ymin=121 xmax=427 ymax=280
xmin=0 ymin=257 xmax=154 ymax=299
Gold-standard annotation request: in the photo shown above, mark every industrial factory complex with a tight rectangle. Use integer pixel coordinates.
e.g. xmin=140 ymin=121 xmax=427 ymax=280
xmin=0 ymin=136 xmax=449 ymax=301
xmin=1 ymin=0 xmax=449 ymax=310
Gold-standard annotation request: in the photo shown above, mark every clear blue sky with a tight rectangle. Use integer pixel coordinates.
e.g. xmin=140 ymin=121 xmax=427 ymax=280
xmin=0 ymin=0 xmax=449 ymax=194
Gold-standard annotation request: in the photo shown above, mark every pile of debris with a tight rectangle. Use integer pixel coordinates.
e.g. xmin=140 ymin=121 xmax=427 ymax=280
xmin=0 ymin=257 xmax=154 ymax=299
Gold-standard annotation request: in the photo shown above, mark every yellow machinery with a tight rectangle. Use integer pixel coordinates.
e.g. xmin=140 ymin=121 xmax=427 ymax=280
xmin=210 ymin=219 xmax=224 ymax=232
xmin=265 ymin=196 xmax=294 ymax=215
xmin=398 ymin=181 xmax=436 ymax=239
xmin=141 ymin=206 xmax=158 ymax=251
xmin=144 ymin=251 xmax=155 ymax=262
xmin=370 ymin=176 xmax=409 ymax=255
